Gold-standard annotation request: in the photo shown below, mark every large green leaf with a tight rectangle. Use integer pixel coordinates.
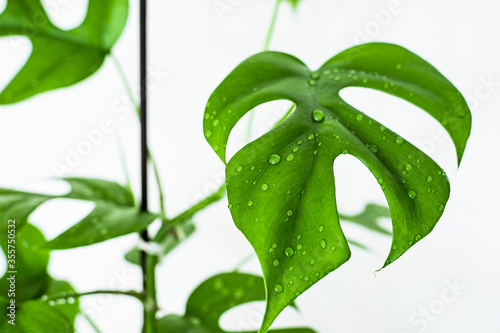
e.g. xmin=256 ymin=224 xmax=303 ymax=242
xmin=203 ymin=43 xmax=471 ymax=331
xmin=157 ymin=272 xmax=316 ymax=333
xmin=0 ymin=0 xmax=128 ymax=104
xmin=0 ymin=178 xmax=157 ymax=249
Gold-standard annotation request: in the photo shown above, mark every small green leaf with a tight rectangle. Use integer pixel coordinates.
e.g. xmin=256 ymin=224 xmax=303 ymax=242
xmin=0 ymin=178 xmax=157 ymax=249
xmin=204 ymin=43 xmax=471 ymax=331
xmin=183 ymin=272 xmax=316 ymax=333
xmin=340 ymin=203 xmax=391 ymax=236
xmin=0 ymin=223 xmax=50 ymax=302
xmin=125 ymin=222 xmax=196 ymax=265
xmin=284 ymin=0 xmax=301 ymax=9
xmin=0 ymin=0 xmax=129 ymax=104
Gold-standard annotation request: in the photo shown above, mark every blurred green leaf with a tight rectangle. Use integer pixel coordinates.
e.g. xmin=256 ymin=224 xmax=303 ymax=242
xmin=340 ymin=203 xmax=391 ymax=236
xmin=1 ymin=301 xmax=74 ymax=332
xmin=284 ymin=0 xmax=301 ymax=9
xmin=0 ymin=224 xmax=79 ymax=330
xmin=0 ymin=0 xmax=129 ymax=104
xmin=203 ymin=43 xmax=471 ymax=331
xmin=157 ymin=272 xmax=316 ymax=333
xmin=0 ymin=223 xmax=50 ymax=303
xmin=0 ymin=178 xmax=157 ymax=249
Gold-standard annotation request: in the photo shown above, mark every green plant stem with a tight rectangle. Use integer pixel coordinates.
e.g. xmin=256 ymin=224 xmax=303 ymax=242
xmin=247 ymin=0 xmax=283 ymax=142
xmin=82 ymin=313 xmax=103 ymax=333
xmin=110 ymin=53 xmax=167 ymax=218
xmin=264 ymin=0 xmax=282 ymax=51
xmin=273 ymin=103 xmax=295 ymax=128
xmin=41 ymin=290 xmax=144 ymax=302
xmin=114 ymin=131 xmax=133 ymax=195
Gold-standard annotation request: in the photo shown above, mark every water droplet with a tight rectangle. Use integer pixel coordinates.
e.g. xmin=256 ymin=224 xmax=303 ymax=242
xmin=286 ymin=154 xmax=295 ymax=162
xmin=334 ymin=75 xmax=341 ymax=81
xmin=405 ymin=164 xmax=413 ymax=172
xmin=319 ymin=225 xmax=324 ymax=232
xmin=272 ymin=243 xmax=278 ymax=249
xmin=415 ymin=234 xmax=422 ymax=241
xmin=308 ymin=79 xmax=317 ymax=86
xmin=213 ymin=144 xmax=220 ymax=152
xmin=342 ymin=149 xmax=349 ymax=154
xmin=228 ymin=204 xmax=233 ymax=209
xmin=268 ymin=154 xmax=281 ymax=165
xmin=392 ymin=245 xmax=398 ymax=250
xmin=247 ymin=201 xmax=254 ymax=206
xmin=396 ymin=63 xmax=402 ymax=70
xmin=286 ymin=210 xmax=293 ymax=217
xmin=236 ymin=165 xmax=243 ymax=172
xmin=298 ymin=140 xmax=303 ymax=145
xmin=438 ymin=204 xmax=445 ymax=212
xmin=356 ymin=114 xmax=364 ymax=122
xmin=261 ymin=184 xmax=269 ymax=191
xmin=307 ymin=134 xmax=315 ymax=141
xmin=273 ymin=259 xmax=280 ymax=267
xmin=330 ymin=245 xmax=337 ymax=252
xmin=212 ymin=119 xmax=220 ymax=127
xmin=297 ymin=244 xmax=303 ymax=250
xmin=214 ymin=278 xmax=224 ymax=290
xmin=369 ymin=144 xmax=379 ymax=153
xmin=310 ymin=259 xmax=316 ymax=265
xmin=320 ymin=239 xmax=327 ymax=249
xmin=312 ymin=109 xmax=325 ymax=122
xmin=427 ymin=176 xmax=433 ymax=182
xmin=395 ymin=137 xmax=404 ymax=144
xmin=269 ymin=247 xmax=274 ymax=253
xmin=304 ymin=276 xmax=310 ymax=282
xmin=311 ymin=72 xmax=320 ymax=79
xmin=408 ymin=191 xmax=417 ymax=199
xmin=284 ymin=247 xmax=295 ymax=257
xmin=377 ymin=177 xmax=384 ymax=185
xmin=296 ymin=235 xmax=302 ymax=240
xmin=205 ymin=130 xmax=212 ymax=138
xmin=274 ymin=284 xmax=284 ymax=293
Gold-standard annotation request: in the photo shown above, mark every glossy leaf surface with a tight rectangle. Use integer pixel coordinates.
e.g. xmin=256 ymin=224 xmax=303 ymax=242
xmin=203 ymin=43 xmax=471 ymax=331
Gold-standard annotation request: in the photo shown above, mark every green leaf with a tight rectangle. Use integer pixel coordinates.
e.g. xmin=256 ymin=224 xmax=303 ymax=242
xmin=156 ymin=272 xmax=316 ymax=333
xmin=1 ymin=301 xmax=74 ymax=333
xmin=0 ymin=223 xmax=50 ymax=303
xmin=340 ymin=203 xmax=391 ymax=236
xmin=42 ymin=279 xmax=80 ymax=323
xmin=0 ymin=0 xmax=129 ymax=104
xmin=284 ymin=0 xmax=301 ymax=9
xmin=0 ymin=223 xmax=79 ymax=330
xmin=125 ymin=222 xmax=196 ymax=265
xmin=0 ymin=178 xmax=157 ymax=249
xmin=203 ymin=43 xmax=471 ymax=331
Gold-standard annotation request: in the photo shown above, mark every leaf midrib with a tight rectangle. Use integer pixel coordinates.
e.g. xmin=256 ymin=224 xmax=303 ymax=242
xmin=0 ymin=23 xmax=108 ymax=55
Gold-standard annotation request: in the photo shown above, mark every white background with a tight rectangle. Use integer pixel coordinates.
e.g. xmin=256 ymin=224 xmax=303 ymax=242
xmin=0 ymin=0 xmax=499 ymax=332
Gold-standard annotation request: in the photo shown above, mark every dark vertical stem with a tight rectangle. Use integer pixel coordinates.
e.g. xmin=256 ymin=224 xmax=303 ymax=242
xmin=139 ymin=1 xmax=156 ymax=332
